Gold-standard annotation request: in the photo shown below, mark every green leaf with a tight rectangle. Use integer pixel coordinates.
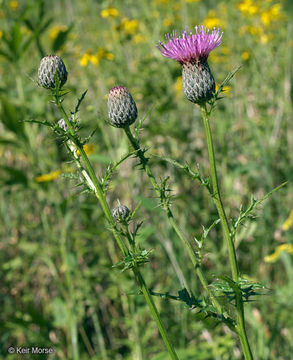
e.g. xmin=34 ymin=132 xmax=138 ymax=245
xmin=73 ymin=89 xmax=88 ymax=115
xmin=0 ymin=97 xmax=27 ymax=141
xmin=0 ymin=137 xmax=18 ymax=146
xmin=232 ymin=182 xmax=288 ymax=238
xmin=10 ymin=23 xmax=23 ymax=57
xmin=52 ymin=24 xmax=73 ymax=52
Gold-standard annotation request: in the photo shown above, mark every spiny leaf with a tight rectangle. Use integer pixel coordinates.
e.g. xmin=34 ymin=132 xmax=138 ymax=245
xmin=232 ymin=182 xmax=288 ymax=238
xmin=23 ymin=119 xmax=52 ymax=127
xmin=73 ymin=90 xmax=88 ymax=115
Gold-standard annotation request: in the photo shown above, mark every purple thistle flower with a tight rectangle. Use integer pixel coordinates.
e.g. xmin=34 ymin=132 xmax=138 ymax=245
xmin=157 ymin=26 xmax=223 ymax=104
xmin=157 ymin=26 xmax=222 ymax=63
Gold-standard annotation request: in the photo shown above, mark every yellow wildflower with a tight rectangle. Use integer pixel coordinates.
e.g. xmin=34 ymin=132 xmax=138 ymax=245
xmin=121 ymin=18 xmax=139 ymax=35
xmin=271 ymin=3 xmax=281 ymax=16
xmin=223 ymin=85 xmax=231 ymax=94
xmin=260 ymin=33 xmax=269 ymax=44
xmin=215 ymin=83 xmax=231 ymax=96
xmin=248 ymin=25 xmax=262 ymax=36
xmin=90 ymin=54 xmax=99 ymax=65
xmin=50 ymin=25 xmax=68 ymax=41
xmin=79 ymin=54 xmax=89 ymax=67
xmin=76 ymin=144 xmax=96 ymax=157
xmin=105 ymin=52 xmax=114 ymax=60
xmin=264 ymin=244 xmax=293 ymax=263
xmin=35 ymin=170 xmax=61 ymax=183
xmin=185 ymin=0 xmax=200 ymax=2
xmin=282 ymin=210 xmax=293 ymax=231
xmin=9 ymin=0 xmax=18 ymax=9
xmin=241 ymin=50 xmax=251 ymax=61
xmin=0 ymin=30 xmax=3 ymax=38
xmin=260 ymin=10 xmax=272 ymax=25
xmin=101 ymin=6 xmax=119 ymax=19
xmin=260 ymin=3 xmax=282 ymax=25
xmin=238 ymin=0 xmax=259 ymax=16
xmin=132 ymin=34 xmax=146 ymax=45
xmin=173 ymin=76 xmax=183 ymax=97
xmin=203 ymin=10 xmax=225 ymax=29
xmin=79 ymin=51 xmax=99 ymax=67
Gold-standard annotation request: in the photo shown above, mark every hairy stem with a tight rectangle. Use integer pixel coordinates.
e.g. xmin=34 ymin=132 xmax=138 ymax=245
xmin=124 ymin=126 xmax=222 ymax=314
xmin=54 ymin=96 xmax=179 ymax=360
xmin=200 ymin=104 xmax=253 ymax=360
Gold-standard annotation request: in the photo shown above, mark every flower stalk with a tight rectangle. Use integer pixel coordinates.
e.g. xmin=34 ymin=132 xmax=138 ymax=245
xmin=200 ymin=104 xmax=253 ymax=360
xmin=123 ymin=126 xmax=222 ymax=314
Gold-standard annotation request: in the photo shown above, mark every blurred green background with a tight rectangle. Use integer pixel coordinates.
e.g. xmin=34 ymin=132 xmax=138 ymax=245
xmin=1 ymin=0 xmax=293 ymax=358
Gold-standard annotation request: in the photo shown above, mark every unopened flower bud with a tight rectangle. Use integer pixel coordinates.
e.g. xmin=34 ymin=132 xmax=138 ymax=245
xmin=108 ymin=86 xmax=137 ymax=128
xmin=112 ymin=205 xmax=131 ymax=222
xmin=38 ymin=55 xmax=68 ymax=89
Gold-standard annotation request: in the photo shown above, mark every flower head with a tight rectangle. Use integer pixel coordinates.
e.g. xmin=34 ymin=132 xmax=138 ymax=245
xmin=112 ymin=205 xmax=131 ymax=222
xmin=35 ymin=169 xmax=61 ymax=183
xmin=108 ymin=86 xmax=137 ymax=128
xmin=38 ymin=55 xmax=67 ymax=89
xmin=157 ymin=26 xmax=222 ymax=63
xmin=157 ymin=26 xmax=222 ymax=104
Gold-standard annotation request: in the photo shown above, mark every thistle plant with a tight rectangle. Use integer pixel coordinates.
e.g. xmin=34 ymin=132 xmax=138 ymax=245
xmin=156 ymin=25 xmax=285 ymax=360
xmin=33 ymin=28 xmax=286 ymax=358
xmin=36 ymin=56 xmax=179 ymax=360
xmin=156 ymin=25 xmax=255 ymax=360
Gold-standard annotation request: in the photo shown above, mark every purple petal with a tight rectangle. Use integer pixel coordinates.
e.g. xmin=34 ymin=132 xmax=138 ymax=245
xmin=157 ymin=26 xmax=223 ymax=63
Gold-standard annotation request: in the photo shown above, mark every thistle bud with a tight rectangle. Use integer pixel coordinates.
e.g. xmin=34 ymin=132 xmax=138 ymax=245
xmin=112 ymin=205 xmax=131 ymax=222
xmin=182 ymin=60 xmax=215 ymax=104
xmin=38 ymin=55 xmax=68 ymax=89
xmin=108 ymin=86 xmax=137 ymax=128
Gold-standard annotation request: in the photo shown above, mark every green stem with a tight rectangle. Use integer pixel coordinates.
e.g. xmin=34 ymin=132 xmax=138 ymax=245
xmin=200 ymin=105 xmax=253 ymax=360
xmin=60 ymin=220 xmax=79 ymax=360
xmin=133 ymin=265 xmax=179 ymax=360
xmin=54 ymin=97 xmax=179 ymax=360
xmin=123 ymin=126 xmax=222 ymax=314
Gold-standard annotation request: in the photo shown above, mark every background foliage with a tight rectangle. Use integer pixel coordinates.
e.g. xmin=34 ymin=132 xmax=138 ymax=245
xmin=0 ymin=0 xmax=293 ymax=359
